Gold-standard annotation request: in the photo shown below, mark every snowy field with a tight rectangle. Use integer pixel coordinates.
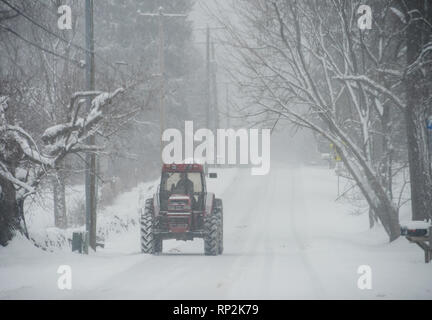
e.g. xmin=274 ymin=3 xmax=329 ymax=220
xmin=0 ymin=164 xmax=431 ymax=300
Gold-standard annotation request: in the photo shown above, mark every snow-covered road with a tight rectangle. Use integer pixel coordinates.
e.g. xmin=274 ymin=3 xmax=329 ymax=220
xmin=83 ymin=163 xmax=326 ymax=300
xmin=1 ymin=164 xmax=432 ymax=299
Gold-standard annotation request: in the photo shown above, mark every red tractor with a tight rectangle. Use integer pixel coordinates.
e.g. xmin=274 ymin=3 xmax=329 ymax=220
xmin=140 ymin=163 xmax=223 ymax=256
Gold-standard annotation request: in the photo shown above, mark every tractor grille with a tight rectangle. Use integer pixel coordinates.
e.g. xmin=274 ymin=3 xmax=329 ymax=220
xmin=168 ymin=204 xmax=189 ymax=211
xmin=168 ymin=216 xmax=190 ymax=229
xmin=168 ymin=199 xmax=191 ymax=211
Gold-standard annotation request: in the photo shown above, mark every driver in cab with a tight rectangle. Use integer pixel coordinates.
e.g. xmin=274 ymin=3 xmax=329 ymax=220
xmin=174 ymin=172 xmax=194 ymax=197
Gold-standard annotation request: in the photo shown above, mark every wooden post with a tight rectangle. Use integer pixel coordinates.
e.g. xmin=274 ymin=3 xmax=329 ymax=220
xmin=206 ymin=25 xmax=211 ymax=130
xmin=406 ymin=226 xmax=432 ymax=263
xmin=85 ymin=0 xmax=97 ymax=252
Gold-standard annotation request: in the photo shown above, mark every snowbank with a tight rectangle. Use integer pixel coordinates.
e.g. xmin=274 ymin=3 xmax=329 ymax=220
xmin=23 ymin=180 xmax=159 ymax=251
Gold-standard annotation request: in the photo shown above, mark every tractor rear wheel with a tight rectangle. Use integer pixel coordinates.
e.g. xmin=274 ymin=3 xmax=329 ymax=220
xmin=204 ymin=213 xmax=220 ymax=256
xmin=214 ymin=199 xmax=224 ymax=254
xmin=140 ymin=199 xmax=155 ymax=254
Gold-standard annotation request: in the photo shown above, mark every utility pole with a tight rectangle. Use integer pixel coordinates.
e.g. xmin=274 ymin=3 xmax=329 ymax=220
xmin=206 ymin=25 xmax=211 ymax=130
xmin=225 ymin=83 xmax=230 ymax=128
xmin=85 ymin=0 xmax=97 ymax=252
xmin=194 ymin=26 xmax=225 ymax=130
xmin=138 ymin=7 xmax=187 ymax=161
xmin=211 ymin=41 xmax=219 ymax=132
xmin=158 ymin=9 xmax=165 ymax=161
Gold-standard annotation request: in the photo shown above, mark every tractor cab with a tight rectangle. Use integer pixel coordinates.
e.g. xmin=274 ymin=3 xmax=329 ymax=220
xmin=160 ymin=164 xmax=206 ymax=211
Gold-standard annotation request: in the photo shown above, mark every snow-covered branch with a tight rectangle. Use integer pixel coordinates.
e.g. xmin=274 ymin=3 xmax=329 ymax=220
xmin=334 ymin=75 xmax=405 ymax=111
xmin=0 ymin=88 xmax=125 ymax=198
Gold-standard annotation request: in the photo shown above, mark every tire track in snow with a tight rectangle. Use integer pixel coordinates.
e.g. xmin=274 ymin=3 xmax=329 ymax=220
xmin=288 ymin=167 xmax=327 ymax=298
xmin=261 ymin=170 xmax=277 ymax=297
xmin=219 ymin=171 xmax=273 ymax=298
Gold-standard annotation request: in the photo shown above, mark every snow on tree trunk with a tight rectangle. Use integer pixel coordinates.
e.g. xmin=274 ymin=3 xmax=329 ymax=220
xmin=333 ymin=134 xmax=400 ymax=241
xmin=0 ymin=176 xmax=20 ymax=246
xmin=53 ymin=168 xmax=67 ymax=229
xmin=0 ymin=97 xmax=23 ymax=245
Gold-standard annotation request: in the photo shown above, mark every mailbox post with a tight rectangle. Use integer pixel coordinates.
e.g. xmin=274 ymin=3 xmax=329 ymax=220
xmin=72 ymin=231 xmax=89 ymax=254
xmin=402 ymin=224 xmax=432 ymax=263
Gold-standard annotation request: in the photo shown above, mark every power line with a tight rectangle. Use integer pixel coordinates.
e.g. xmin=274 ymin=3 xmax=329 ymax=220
xmin=31 ymin=0 xmax=102 ymax=48
xmin=0 ymin=23 xmax=128 ymax=82
xmin=0 ymin=0 xmax=92 ymax=54
xmin=0 ymin=0 xmax=127 ymax=76
xmin=0 ymin=23 xmax=84 ymax=67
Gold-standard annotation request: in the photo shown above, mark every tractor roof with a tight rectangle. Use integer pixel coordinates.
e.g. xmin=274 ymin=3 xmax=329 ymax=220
xmin=162 ymin=163 xmax=204 ymax=173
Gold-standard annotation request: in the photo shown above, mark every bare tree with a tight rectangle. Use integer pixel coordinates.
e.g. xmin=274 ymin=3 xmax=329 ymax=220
xmin=218 ymin=0 xmax=420 ymax=241
xmin=0 ymin=89 xmax=124 ymax=246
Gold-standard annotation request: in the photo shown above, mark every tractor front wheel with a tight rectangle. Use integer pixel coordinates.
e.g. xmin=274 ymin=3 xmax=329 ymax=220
xmin=140 ymin=199 xmax=155 ymax=254
xmin=204 ymin=214 xmax=220 ymax=256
